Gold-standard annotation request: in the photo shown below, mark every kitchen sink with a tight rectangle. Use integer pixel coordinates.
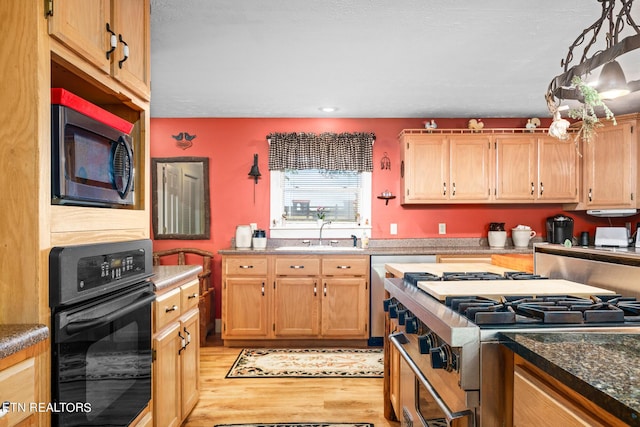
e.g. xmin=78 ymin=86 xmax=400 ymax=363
xmin=274 ymin=245 xmax=363 ymax=251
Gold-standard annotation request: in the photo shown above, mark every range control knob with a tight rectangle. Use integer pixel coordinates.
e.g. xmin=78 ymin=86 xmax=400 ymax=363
xmin=397 ymin=309 xmax=409 ymax=325
xmin=383 ymin=298 xmax=393 ymax=312
xmin=388 ymin=304 xmax=398 ymax=318
xmin=418 ymin=333 xmax=436 ymax=354
xmin=430 ymin=345 xmax=454 ymax=371
xmin=405 ymin=316 xmax=418 ymax=334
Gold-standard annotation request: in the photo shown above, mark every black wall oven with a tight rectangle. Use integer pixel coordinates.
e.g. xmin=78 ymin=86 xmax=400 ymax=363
xmin=49 ymin=239 xmax=155 ymax=427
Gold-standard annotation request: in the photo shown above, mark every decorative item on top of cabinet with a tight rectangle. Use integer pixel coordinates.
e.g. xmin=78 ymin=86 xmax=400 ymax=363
xmin=47 ymin=0 xmax=151 ymax=100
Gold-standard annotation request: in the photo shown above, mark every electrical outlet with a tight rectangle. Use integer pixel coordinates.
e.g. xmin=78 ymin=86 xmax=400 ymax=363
xmin=438 ymin=223 xmax=446 ymax=235
xmin=390 ymin=223 xmax=398 ymax=235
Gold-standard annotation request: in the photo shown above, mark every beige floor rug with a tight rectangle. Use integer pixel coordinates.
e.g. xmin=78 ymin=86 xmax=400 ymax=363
xmin=225 ymin=348 xmax=383 ymax=378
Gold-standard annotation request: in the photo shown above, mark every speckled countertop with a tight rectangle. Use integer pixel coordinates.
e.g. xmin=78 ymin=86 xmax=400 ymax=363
xmin=500 ymin=332 xmax=640 ymax=425
xmin=219 ymin=237 xmax=535 ymax=255
xmin=152 ymin=264 xmax=203 ymax=292
xmin=0 ymin=324 xmax=49 ymax=360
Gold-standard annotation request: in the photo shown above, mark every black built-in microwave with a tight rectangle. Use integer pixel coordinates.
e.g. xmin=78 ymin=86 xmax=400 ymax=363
xmin=51 ymin=89 xmax=135 ymax=208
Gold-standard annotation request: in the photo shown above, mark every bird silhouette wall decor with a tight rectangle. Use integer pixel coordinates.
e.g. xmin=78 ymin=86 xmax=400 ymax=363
xmin=171 ymin=132 xmax=197 ymax=149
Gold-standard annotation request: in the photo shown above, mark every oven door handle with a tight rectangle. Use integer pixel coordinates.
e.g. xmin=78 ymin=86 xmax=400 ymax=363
xmin=389 ymin=332 xmax=476 ymax=427
xmin=65 ymin=293 xmax=156 ymax=335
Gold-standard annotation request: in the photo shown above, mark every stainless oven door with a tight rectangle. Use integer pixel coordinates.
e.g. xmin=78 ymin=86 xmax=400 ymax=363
xmin=391 ymin=333 xmax=476 ymax=427
xmin=51 ymin=282 xmax=154 ymax=427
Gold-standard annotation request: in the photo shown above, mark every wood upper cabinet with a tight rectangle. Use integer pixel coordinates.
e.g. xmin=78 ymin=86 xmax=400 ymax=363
xmin=495 ymin=135 xmax=579 ymax=202
xmin=400 ymin=134 xmax=449 ymax=202
xmin=48 ymin=0 xmax=151 ymax=99
xmin=400 ymin=129 xmax=580 ymax=205
xmin=581 ymin=117 xmax=637 ymax=209
xmin=400 ymin=132 xmax=491 ymax=203
xmin=449 ymin=135 xmax=492 ymax=201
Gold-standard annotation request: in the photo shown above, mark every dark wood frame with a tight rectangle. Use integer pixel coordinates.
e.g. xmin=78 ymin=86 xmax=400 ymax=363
xmin=152 ymin=157 xmax=211 ymax=240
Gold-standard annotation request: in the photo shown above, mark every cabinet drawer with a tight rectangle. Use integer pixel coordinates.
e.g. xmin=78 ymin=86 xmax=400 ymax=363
xmin=154 ymin=287 xmax=181 ymax=331
xmin=322 ymin=257 xmax=368 ymax=276
xmin=0 ymin=357 xmax=36 ymax=426
xmin=275 ymin=257 xmax=320 ymax=276
xmin=181 ymin=279 xmax=200 ymax=312
xmin=225 ymin=257 xmax=268 ymax=276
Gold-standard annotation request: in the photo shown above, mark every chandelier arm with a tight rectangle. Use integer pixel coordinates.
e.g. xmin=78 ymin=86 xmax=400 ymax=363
xmin=562 ymin=0 xmax=613 ymax=71
xmin=617 ymin=0 xmax=640 ymax=41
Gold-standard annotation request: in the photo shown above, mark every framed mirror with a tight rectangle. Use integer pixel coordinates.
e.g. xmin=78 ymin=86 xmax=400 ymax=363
xmin=152 ymin=157 xmax=210 ymax=239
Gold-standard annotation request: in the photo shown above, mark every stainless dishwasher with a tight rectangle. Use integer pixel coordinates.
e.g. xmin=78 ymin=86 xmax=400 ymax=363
xmin=369 ymin=254 xmax=436 ymax=345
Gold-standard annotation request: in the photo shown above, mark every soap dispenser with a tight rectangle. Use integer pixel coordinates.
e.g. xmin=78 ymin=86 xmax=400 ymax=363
xmin=361 ymin=231 xmax=369 ymax=249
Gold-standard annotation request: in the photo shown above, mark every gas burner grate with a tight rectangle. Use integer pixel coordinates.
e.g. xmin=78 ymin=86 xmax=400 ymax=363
xmin=503 ymin=271 xmax=548 ymax=280
xmin=442 ymin=271 xmax=504 ymax=281
xmin=403 ymin=272 xmax=440 ymax=286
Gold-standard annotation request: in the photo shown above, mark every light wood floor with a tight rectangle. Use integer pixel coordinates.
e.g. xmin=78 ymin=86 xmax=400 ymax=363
xmin=183 ymin=336 xmax=400 ymax=427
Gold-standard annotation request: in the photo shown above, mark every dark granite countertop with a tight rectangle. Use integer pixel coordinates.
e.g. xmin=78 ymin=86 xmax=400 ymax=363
xmin=500 ymin=332 xmax=640 ymax=425
xmin=0 ymin=324 xmax=49 ymax=360
xmin=152 ymin=265 xmax=203 ymax=292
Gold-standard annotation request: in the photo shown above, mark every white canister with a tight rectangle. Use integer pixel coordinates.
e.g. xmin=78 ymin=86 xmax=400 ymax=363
xmin=235 ymin=225 xmax=252 ymax=249
xmin=488 ymin=231 xmax=507 ymax=248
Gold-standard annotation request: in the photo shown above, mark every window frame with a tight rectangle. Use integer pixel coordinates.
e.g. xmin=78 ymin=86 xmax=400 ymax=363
xmin=269 ymin=170 xmax=372 ymax=239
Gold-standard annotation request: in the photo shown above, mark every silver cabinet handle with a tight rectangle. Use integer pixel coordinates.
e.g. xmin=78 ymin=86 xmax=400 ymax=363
xmin=165 ymin=304 xmax=178 ymax=313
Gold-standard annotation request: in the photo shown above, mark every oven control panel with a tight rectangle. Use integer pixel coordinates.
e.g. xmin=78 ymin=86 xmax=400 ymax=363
xmin=77 ymin=248 xmax=147 ymax=291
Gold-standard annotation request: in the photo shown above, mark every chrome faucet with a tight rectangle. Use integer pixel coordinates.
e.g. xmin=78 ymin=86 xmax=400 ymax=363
xmin=318 ymin=220 xmax=332 ymax=245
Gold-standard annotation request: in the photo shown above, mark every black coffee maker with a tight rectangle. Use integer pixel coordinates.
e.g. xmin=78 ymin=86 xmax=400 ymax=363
xmin=546 ymin=214 xmax=574 ymax=244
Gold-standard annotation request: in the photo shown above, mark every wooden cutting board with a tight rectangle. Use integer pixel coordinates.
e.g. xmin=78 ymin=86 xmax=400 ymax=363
xmin=417 ymin=279 xmax=616 ymax=301
xmin=385 ymin=262 xmax=516 ymax=278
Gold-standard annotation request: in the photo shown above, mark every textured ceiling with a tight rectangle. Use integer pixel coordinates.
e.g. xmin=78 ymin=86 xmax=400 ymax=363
xmin=149 ymin=0 xmax=640 ymax=118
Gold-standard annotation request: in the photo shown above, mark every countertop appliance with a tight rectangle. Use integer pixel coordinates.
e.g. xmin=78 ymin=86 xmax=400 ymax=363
xmin=51 ymin=88 xmax=135 ymax=208
xmin=546 ymin=214 xmax=574 ymax=244
xmin=369 ymin=254 xmax=436 ymax=345
xmin=49 ymin=239 xmax=155 ymax=426
xmin=383 ymin=269 xmax=640 ymax=426
xmin=235 ymin=225 xmax=252 ymax=249
xmin=594 ymin=226 xmax=629 ymax=247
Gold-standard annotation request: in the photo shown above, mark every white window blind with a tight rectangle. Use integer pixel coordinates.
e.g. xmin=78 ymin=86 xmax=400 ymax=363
xmin=282 ymin=169 xmax=362 ymax=223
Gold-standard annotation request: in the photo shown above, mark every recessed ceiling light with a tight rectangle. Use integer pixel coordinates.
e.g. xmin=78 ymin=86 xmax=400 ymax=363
xmin=319 ymin=107 xmax=338 ymax=113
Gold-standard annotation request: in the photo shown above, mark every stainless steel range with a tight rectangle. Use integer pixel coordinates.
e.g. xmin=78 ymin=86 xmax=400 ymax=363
xmin=383 ymin=269 xmax=640 ymax=427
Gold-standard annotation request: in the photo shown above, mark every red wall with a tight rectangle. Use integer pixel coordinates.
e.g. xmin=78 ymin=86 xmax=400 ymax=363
xmin=150 ymin=117 xmax=638 ymax=321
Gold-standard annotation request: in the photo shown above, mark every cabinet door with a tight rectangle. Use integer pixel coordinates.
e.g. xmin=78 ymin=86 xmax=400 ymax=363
xmin=401 ymin=135 xmax=449 ymax=203
xmin=273 ymin=277 xmax=320 ymax=337
xmin=321 ymin=278 xmax=367 ymax=337
xmin=584 ymin=122 xmax=634 ymax=208
xmin=153 ymin=322 xmax=181 ymax=427
xmin=538 ymin=136 xmax=579 ymax=202
xmin=495 ymin=136 xmax=536 ymax=201
xmin=48 ymin=0 xmax=111 ymax=74
xmin=449 ymin=135 xmax=492 ymax=201
xmin=223 ymin=278 xmax=269 ymax=338
xmin=180 ymin=309 xmax=200 ymax=419
xmin=111 ymin=0 xmax=151 ymax=98
xmin=513 ymin=365 xmax=606 ymax=426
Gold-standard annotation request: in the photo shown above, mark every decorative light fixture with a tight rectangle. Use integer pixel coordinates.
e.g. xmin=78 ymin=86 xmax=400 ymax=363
xmin=546 ymin=0 xmax=639 ymax=111
xmin=597 ymin=59 xmax=630 ymax=99
xmin=248 ymin=153 xmax=261 ymax=203
xmin=248 ymin=153 xmax=261 ymax=183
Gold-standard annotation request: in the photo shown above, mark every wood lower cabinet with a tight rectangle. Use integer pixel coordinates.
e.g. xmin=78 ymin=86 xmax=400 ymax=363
xmin=511 ymin=355 xmax=627 ymax=426
xmin=0 ymin=356 xmax=37 ymax=426
xmin=222 ymin=254 xmax=369 ymax=344
xmin=153 ymin=278 xmax=200 ymax=427
xmin=223 ymin=256 xmax=270 ymax=339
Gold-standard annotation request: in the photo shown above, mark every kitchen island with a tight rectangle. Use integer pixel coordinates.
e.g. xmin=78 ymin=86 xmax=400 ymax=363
xmin=501 ymin=332 xmax=640 ymax=426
